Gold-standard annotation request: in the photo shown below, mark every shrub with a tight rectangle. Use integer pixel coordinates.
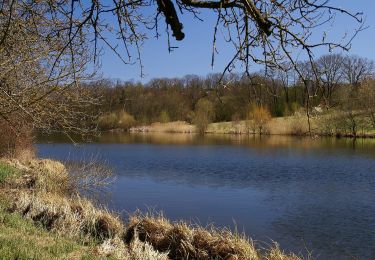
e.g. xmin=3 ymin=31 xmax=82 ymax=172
xmin=98 ymin=110 xmax=136 ymax=131
xmin=158 ymin=110 xmax=170 ymax=123
xmin=116 ymin=110 xmax=136 ymax=130
xmin=0 ymin=118 xmax=35 ymax=159
xmin=65 ymin=155 xmax=115 ymax=201
xmin=98 ymin=112 xmax=117 ymax=130
xmin=186 ymin=110 xmax=195 ymax=124
xmin=247 ymin=105 xmax=272 ymax=134
xmin=359 ymin=79 xmax=375 ymax=128
xmin=193 ymin=99 xmax=215 ymax=134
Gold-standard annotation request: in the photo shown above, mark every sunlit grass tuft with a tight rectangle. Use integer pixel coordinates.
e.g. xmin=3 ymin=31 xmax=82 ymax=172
xmin=124 ymin=212 xmax=301 ymax=260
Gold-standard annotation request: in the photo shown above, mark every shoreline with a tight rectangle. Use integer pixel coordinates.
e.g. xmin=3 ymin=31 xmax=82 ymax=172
xmin=0 ymin=158 xmax=302 ymax=259
xmin=125 ymin=119 xmax=375 ymax=139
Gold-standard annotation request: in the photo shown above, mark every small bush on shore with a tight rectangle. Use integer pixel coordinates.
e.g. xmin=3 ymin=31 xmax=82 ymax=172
xmin=98 ymin=110 xmax=136 ymax=131
xmin=193 ymin=99 xmax=215 ymax=135
xmin=65 ymin=155 xmax=115 ymax=201
xmin=0 ymin=118 xmax=35 ymax=159
xmin=247 ymin=105 xmax=272 ymax=134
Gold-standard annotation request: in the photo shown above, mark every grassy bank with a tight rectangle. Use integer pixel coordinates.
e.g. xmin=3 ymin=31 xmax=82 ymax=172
xmin=129 ymin=112 xmax=375 ymax=138
xmin=0 ymin=158 xmax=302 ymax=259
xmin=0 ymin=209 xmax=99 ymax=259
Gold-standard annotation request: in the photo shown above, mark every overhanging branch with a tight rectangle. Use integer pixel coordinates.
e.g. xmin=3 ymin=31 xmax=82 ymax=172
xmin=157 ymin=0 xmax=185 ymax=40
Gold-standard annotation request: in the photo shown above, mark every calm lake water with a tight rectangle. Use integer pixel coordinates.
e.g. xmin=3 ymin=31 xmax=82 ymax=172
xmin=37 ymin=133 xmax=375 ymax=259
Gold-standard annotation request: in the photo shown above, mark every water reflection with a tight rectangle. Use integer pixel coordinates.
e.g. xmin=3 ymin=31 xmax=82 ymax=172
xmin=39 ymin=131 xmax=375 ymax=151
xmin=37 ymin=133 xmax=375 ymax=259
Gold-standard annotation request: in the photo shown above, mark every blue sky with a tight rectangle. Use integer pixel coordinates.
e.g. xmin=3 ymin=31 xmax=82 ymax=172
xmin=99 ymin=1 xmax=375 ymax=82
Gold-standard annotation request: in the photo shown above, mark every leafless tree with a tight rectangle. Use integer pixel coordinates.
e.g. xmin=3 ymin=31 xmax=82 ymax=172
xmin=343 ymin=55 xmax=374 ymax=87
xmin=275 ymin=66 xmax=293 ymax=106
xmin=317 ymin=54 xmax=345 ymax=107
xmin=358 ymin=78 xmax=375 ymax=128
xmin=0 ymin=1 xmax=100 ymax=141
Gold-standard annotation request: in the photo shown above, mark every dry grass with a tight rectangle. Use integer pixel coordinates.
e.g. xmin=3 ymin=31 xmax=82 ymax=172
xmin=130 ymin=118 xmax=312 ymax=136
xmin=207 ymin=121 xmax=240 ymax=134
xmin=124 ymin=213 xmax=301 ymax=260
xmin=266 ymin=116 xmax=312 ymax=136
xmin=10 ymin=192 xmax=123 ymax=240
xmin=266 ymin=244 xmax=301 ymax=260
xmin=127 ymin=111 xmax=375 ymax=137
xmin=131 ymin=121 xmax=196 ymax=133
xmin=127 ymin=235 xmax=169 ymax=260
xmin=6 ymin=192 xmax=171 ymax=259
xmin=4 ymin=159 xmax=69 ymax=194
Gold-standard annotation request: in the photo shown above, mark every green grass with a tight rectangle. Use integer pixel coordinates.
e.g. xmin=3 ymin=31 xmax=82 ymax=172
xmin=0 ymin=209 xmax=105 ymax=260
xmin=0 ymin=162 xmax=20 ymax=184
xmin=0 ymin=161 xmax=119 ymax=259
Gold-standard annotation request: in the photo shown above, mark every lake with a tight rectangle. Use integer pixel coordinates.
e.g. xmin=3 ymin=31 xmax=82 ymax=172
xmin=37 ymin=133 xmax=375 ymax=259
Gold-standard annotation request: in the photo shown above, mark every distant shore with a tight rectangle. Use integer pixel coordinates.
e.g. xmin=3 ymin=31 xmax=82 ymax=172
xmin=128 ymin=115 xmax=375 ymax=138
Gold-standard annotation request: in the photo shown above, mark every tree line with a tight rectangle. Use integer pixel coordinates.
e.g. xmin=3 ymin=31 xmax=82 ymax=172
xmin=0 ymin=1 xmax=364 ymax=156
xmin=90 ymin=54 xmax=374 ymax=133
